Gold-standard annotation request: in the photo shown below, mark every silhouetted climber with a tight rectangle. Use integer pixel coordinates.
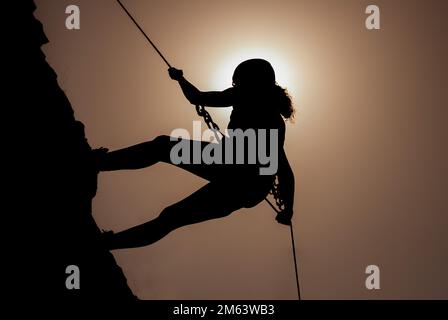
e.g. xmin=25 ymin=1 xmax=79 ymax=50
xmin=97 ymin=59 xmax=295 ymax=250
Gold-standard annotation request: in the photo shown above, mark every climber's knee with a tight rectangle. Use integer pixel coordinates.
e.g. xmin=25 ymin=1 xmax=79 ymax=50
xmin=154 ymin=134 xmax=170 ymax=143
xmin=153 ymin=134 xmax=171 ymax=147
xmin=157 ymin=204 xmax=186 ymax=229
xmin=158 ymin=204 xmax=177 ymax=220
xmin=151 ymin=135 xmax=173 ymax=159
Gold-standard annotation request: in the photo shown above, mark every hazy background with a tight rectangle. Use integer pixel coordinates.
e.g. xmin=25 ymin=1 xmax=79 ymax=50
xmin=35 ymin=0 xmax=447 ymax=299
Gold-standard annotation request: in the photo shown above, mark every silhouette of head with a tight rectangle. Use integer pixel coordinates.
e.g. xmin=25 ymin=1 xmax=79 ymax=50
xmin=232 ymin=59 xmax=276 ymax=88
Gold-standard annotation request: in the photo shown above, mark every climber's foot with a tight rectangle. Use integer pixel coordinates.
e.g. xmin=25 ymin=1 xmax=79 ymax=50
xmin=92 ymin=147 xmax=109 ymax=172
xmin=100 ymin=229 xmax=115 ymax=250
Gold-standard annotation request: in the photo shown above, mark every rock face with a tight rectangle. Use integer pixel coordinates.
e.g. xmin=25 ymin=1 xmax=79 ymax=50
xmin=13 ymin=1 xmax=135 ymax=300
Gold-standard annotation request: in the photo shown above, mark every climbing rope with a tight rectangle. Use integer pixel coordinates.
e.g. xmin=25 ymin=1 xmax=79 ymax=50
xmin=116 ymin=0 xmax=301 ymax=300
xmin=116 ymin=0 xmax=172 ymax=68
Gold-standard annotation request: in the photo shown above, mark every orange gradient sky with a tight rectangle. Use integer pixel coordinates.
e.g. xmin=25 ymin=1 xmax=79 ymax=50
xmin=35 ymin=0 xmax=447 ymax=299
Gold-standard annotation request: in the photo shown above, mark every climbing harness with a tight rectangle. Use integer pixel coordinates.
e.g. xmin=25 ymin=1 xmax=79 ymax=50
xmin=116 ymin=0 xmax=301 ymax=300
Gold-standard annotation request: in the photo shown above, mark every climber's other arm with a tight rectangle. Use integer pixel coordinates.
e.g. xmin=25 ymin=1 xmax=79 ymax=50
xmin=275 ymin=149 xmax=295 ymax=225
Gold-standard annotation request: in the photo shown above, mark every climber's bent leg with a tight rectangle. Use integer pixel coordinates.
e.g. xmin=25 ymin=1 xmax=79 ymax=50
xmin=106 ymin=182 xmax=245 ymax=249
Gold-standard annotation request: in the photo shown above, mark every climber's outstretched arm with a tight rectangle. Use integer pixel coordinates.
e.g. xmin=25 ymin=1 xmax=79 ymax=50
xmin=179 ymin=79 xmax=234 ymax=108
xmin=169 ymin=67 xmax=234 ymax=107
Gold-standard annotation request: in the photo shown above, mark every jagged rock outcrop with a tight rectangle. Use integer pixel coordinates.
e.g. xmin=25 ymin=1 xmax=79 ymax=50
xmin=12 ymin=1 xmax=135 ymax=300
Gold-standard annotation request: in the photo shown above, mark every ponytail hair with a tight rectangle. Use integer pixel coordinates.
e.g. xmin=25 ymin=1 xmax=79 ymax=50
xmin=274 ymin=85 xmax=295 ymax=120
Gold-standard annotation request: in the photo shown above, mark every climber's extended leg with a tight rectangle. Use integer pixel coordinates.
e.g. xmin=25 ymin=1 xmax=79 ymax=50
xmin=98 ymin=135 xmax=233 ymax=181
xmin=98 ymin=135 xmax=178 ymax=171
xmin=104 ymin=181 xmax=246 ymax=249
